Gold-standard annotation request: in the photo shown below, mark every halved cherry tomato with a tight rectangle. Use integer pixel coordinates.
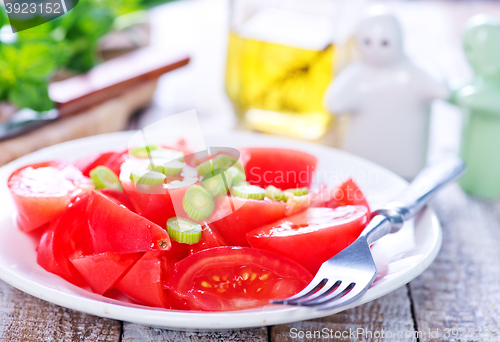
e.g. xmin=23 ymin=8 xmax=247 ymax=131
xmin=312 ymin=179 xmax=371 ymax=217
xmin=209 ymin=197 xmax=287 ymax=247
xmin=70 ymin=252 xmax=143 ymax=295
xmin=115 ymin=251 xmax=170 ymax=308
xmin=86 ymin=191 xmax=171 ymax=253
xmin=240 ymin=147 xmax=317 ymax=189
xmin=166 ymin=246 xmax=312 ymax=311
xmin=8 ymin=162 xmax=93 ymax=232
xmin=37 ymin=195 xmax=92 ymax=287
xmin=246 ymin=206 xmax=369 ymax=274
xmin=188 ymin=224 xmax=227 ymax=255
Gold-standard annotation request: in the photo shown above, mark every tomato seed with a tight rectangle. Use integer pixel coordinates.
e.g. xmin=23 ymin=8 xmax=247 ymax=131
xmin=201 ymin=281 xmax=211 ymax=288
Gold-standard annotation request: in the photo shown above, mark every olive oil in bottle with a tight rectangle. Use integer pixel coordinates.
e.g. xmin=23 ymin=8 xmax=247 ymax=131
xmin=225 ymin=8 xmax=335 ymax=141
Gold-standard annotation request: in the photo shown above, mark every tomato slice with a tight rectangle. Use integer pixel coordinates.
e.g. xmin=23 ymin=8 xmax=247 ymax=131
xmin=209 ymin=197 xmax=287 ymax=247
xmin=188 ymin=224 xmax=227 ymax=255
xmin=246 ymin=206 xmax=369 ymax=274
xmin=312 ymin=179 xmax=371 ymax=216
xmin=115 ymin=251 xmax=170 ymax=308
xmin=240 ymin=147 xmax=317 ymax=189
xmin=121 ymin=179 xmax=177 ymax=227
xmin=37 ymin=195 xmax=92 ymax=287
xmin=70 ymin=252 xmax=143 ymax=295
xmin=99 ymin=188 xmax=135 ymax=212
xmin=87 ymin=191 xmax=171 ymax=253
xmin=166 ymin=246 xmax=312 ymax=311
xmin=8 ymin=162 xmax=93 ymax=232
xmin=74 ymin=152 xmax=116 ymax=177
xmin=73 ymin=150 xmax=128 ymax=178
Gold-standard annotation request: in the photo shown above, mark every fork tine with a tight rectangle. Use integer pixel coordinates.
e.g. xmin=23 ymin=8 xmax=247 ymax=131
xmin=315 ymin=281 xmax=371 ymax=311
xmin=270 ymin=278 xmax=328 ymax=305
xmin=299 ymin=282 xmax=355 ymax=307
xmin=287 ymin=279 xmax=341 ymax=305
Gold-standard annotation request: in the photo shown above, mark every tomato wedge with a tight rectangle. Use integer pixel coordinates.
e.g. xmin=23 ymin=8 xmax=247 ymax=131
xmin=70 ymin=252 xmax=143 ymax=295
xmin=246 ymin=206 xmax=369 ymax=274
xmin=166 ymin=246 xmax=312 ymax=311
xmin=312 ymin=179 xmax=371 ymax=216
xmin=240 ymin=147 xmax=317 ymax=189
xmin=86 ymin=191 xmax=171 ymax=253
xmin=121 ymin=179 xmax=177 ymax=227
xmin=115 ymin=251 xmax=170 ymax=308
xmin=37 ymin=195 xmax=92 ymax=287
xmin=8 ymin=162 xmax=93 ymax=232
xmin=99 ymin=189 xmax=135 ymax=212
xmin=209 ymin=197 xmax=287 ymax=246
xmin=74 ymin=150 xmax=128 ymax=177
xmin=188 ymin=224 xmax=227 ymax=255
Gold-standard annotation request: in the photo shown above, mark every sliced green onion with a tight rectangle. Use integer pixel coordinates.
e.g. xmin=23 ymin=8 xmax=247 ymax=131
xmin=130 ymin=144 xmax=160 ymax=158
xmin=201 ymin=170 xmax=233 ymax=197
xmin=285 ymin=187 xmax=308 ymax=196
xmin=148 ymin=158 xmax=185 ymax=176
xmin=227 ymin=166 xmax=245 ymax=185
xmin=232 ymin=184 xmax=266 ymax=200
xmin=196 ymin=154 xmax=239 ymax=177
xmin=182 ymin=185 xmax=215 ymax=221
xmin=166 ymin=217 xmax=202 ymax=244
xmin=195 ymin=159 xmax=213 ymax=177
xmin=90 ymin=166 xmax=123 ymax=192
xmin=130 ymin=170 xmax=166 ymax=186
xmin=266 ymin=185 xmax=287 ymax=201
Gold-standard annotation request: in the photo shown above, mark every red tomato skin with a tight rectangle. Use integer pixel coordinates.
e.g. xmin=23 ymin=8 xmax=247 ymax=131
xmin=99 ymin=189 xmax=135 ymax=212
xmin=37 ymin=195 xmax=92 ymax=287
xmin=240 ymin=147 xmax=317 ymax=189
xmin=312 ymin=179 xmax=371 ymax=217
xmin=188 ymin=224 xmax=227 ymax=255
xmin=246 ymin=206 xmax=369 ymax=274
xmin=121 ymin=180 xmax=177 ymax=227
xmin=209 ymin=197 xmax=287 ymax=247
xmin=86 ymin=191 xmax=171 ymax=253
xmin=115 ymin=251 xmax=170 ymax=308
xmin=166 ymin=246 xmax=312 ymax=311
xmin=74 ymin=152 xmax=115 ymax=177
xmin=103 ymin=151 xmax=128 ymax=177
xmin=70 ymin=252 xmax=143 ymax=295
xmin=8 ymin=162 xmax=91 ymax=232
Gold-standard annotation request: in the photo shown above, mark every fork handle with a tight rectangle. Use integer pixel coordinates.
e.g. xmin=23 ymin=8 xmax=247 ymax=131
xmin=362 ymin=157 xmax=466 ymax=244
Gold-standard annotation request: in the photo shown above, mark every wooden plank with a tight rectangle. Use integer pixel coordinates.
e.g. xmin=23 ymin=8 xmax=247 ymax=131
xmin=0 ymin=280 xmax=121 ymax=342
xmin=122 ymin=323 xmax=268 ymax=342
xmin=409 ymin=185 xmax=500 ymax=342
xmin=271 ymin=286 xmax=416 ymax=342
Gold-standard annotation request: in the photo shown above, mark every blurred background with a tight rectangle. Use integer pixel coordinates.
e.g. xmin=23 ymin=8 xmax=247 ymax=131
xmin=1 ymin=0 xmax=500 ymax=192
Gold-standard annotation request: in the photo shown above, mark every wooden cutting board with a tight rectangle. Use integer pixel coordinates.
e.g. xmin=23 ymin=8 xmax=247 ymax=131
xmin=0 ymin=48 xmax=189 ymax=167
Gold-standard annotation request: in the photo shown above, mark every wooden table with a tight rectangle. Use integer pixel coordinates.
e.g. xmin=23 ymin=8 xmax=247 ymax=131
xmin=2 ymin=1 xmax=500 ymax=341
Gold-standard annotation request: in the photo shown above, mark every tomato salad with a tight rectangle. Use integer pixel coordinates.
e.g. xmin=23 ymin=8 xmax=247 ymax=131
xmin=7 ymin=145 xmax=371 ymax=312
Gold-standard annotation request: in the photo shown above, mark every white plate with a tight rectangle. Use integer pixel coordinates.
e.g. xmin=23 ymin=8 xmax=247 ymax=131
xmin=0 ymin=131 xmax=441 ymax=331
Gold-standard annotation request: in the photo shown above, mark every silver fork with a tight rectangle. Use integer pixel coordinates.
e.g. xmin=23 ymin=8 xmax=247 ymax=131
xmin=271 ymin=157 xmax=466 ymax=311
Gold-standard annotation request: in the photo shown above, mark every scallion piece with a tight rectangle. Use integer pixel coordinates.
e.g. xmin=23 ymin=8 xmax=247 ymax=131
xmin=90 ymin=166 xmax=123 ymax=192
xmin=182 ymin=185 xmax=215 ymax=221
xmin=232 ymin=184 xmax=266 ymax=200
xmin=166 ymin=217 xmax=202 ymax=244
